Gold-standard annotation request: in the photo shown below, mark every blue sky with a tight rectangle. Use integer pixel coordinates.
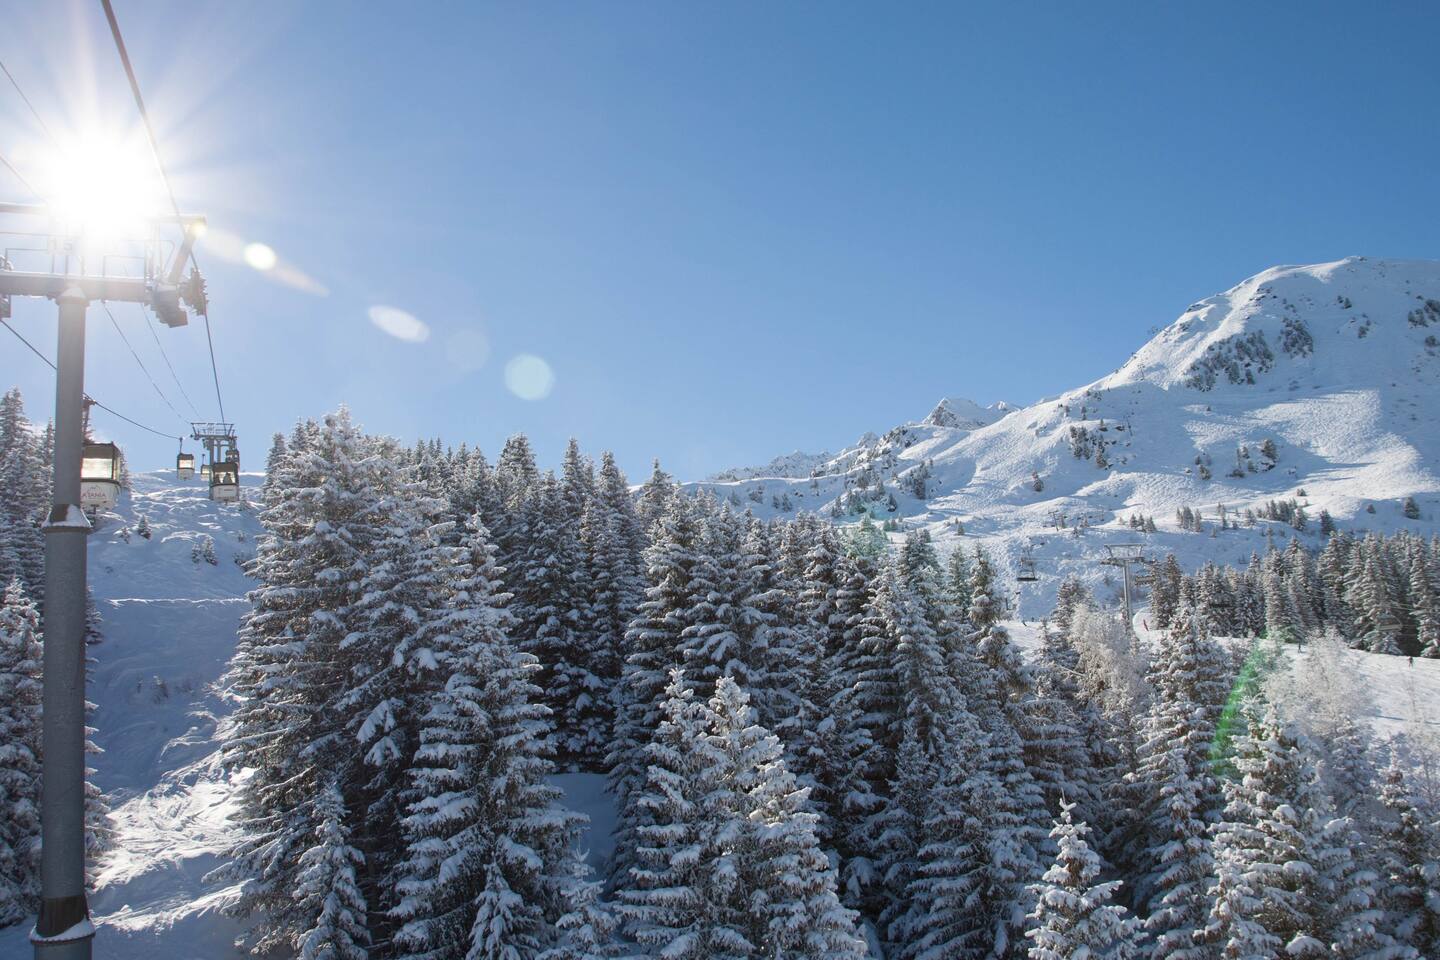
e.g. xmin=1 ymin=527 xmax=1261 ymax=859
xmin=3 ymin=1 xmax=1438 ymax=482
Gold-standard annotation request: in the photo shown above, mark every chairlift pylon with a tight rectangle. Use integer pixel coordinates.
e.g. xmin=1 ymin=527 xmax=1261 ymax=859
xmin=191 ymin=422 xmax=240 ymax=503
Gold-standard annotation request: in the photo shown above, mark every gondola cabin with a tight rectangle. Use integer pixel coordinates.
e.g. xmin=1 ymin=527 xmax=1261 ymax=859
xmin=177 ymin=452 xmax=195 ymax=480
xmin=80 ymin=442 xmax=121 ymax=511
xmin=210 ymin=458 xmax=240 ymax=502
xmin=200 ymin=462 xmax=211 ymax=481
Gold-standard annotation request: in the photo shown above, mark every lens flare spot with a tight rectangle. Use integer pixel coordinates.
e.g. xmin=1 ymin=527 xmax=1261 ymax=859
xmin=243 ymin=242 xmax=277 ymax=271
xmin=504 ymin=354 xmax=555 ymax=400
xmin=446 ymin=329 xmax=492 ymax=372
xmin=368 ymin=305 xmax=430 ymax=343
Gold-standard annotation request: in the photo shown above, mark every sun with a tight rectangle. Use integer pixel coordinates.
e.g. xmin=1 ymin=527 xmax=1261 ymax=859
xmin=37 ymin=126 xmax=168 ymax=242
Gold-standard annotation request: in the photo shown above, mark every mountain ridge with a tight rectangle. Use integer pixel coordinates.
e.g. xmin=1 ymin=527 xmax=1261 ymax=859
xmin=689 ymin=257 xmax=1440 ymax=614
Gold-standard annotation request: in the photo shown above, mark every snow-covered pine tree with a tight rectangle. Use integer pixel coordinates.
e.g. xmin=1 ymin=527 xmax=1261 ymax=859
xmin=294 ymin=781 xmax=370 ymax=960
xmin=636 ymin=458 xmax=675 ymax=532
xmin=1263 ymin=549 xmax=1303 ymax=644
xmin=1406 ymin=544 xmax=1440 ymax=660
xmin=582 ymin=452 xmax=648 ymax=737
xmin=721 ymin=676 xmax=868 ymax=957
xmin=967 ymin=565 xmax=1049 ymax=844
xmin=495 ymin=433 xmax=541 ymax=512
xmin=779 ymin=521 xmax=858 ymax=849
xmin=1151 ymin=556 xmax=1184 ymax=629
xmin=1205 ymin=704 xmax=1354 ymax=960
xmin=1320 ymin=810 xmax=1415 ymax=960
xmin=908 ymin=613 xmax=1046 ymax=960
xmin=736 ymin=517 xmax=814 ymax=753
xmin=901 ymin=698 xmax=1044 ymax=960
xmin=333 ymin=486 xmax=462 ymax=928
xmin=614 ymin=671 xmax=732 ymax=954
xmin=1050 ymin=575 xmax=1092 ymax=641
xmin=1318 ymin=534 xmax=1357 ymax=640
xmin=538 ymin=856 xmax=622 ymax=960
xmin=897 ymin=529 xmax=945 ymax=613
xmin=446 ymin=448 xmax=503 ymax=535
xmin=677 ymin=504 xmax=771 ymax=705
xmin=1025 ymin=656 xmax=1101 ymax=830
xmin=1023 ymin=802 xmax=1142 ymax=960
xmin=1374 ymin=760 xmax=1440 ymax=956
xmin=0 ymin=391 xmax=46 ymax=598
xmin=0 ymin=579 xmax=43 ymax=927
xmin=391 ymin=515 xmax=585 ymax=960
xmin=968 ymin=546 xmax=1010 ymax=628
xmin=1124 ymin=602 xmax=1228 ymax=959
xmin=511 ymin=471 xmax=593 ymax=767
xmin=559 ymin=437 xmax=595 ymax=522
xmin=215 ymin=408 xmax=399 ymax=955
xmin=490 ymin=433 xmax=541 ymax=578
xmin=0 ymin=389 xmax=26 ymax=463
xmin=262 ymin=432 xmax=289 ymax=502
xmin=573 ymin=496 xmax=635 ymax=765
xmin=835 ymin=563 xmax=952 ymax=864
xmin=597 ymin=450 xmax=647 ymax=560
xmin=944 ymin=545 xmax=973 ymax=619
xmin=606 ymin=493 xmax=708 ymax=885
xmin=1349 ymin=539 xmax=1404 ymax=655
xmin=615 ymin=674 xmax=866 ymax=958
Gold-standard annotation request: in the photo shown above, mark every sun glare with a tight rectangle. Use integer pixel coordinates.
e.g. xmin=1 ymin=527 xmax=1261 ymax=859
xmin=39 ymin=129 xmax=167 ymax=241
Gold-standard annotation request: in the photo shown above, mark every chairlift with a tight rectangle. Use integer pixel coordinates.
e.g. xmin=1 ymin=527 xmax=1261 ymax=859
xmin=209 ymin=456 xmax=240 ymax=502
xmin=177 ymin=450 xmax=195 ymax=480
xmin=1017 ymin=555 xmax=1039 ymax=583
xmin=80 ymin=442 xmax=121 ymax=511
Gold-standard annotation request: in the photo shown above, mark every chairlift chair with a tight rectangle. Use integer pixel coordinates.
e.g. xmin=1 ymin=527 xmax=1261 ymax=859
xmin=1017 ymin=556 xmax=1039 ymax=582
xmin=80 ymin=442 xmax=121 ymax=511
xmin=177 ymin=451 xmax=195 ymax=480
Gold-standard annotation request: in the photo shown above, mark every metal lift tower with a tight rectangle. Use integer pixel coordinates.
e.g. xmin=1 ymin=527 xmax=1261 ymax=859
xmin=1100 ymin=542 xmax=1154 ymax=635
xmin=0 ymin=202 xmax=206 ymax=960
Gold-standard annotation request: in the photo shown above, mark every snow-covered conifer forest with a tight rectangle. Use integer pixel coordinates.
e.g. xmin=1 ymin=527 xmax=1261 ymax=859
xmin=2 ymin=258 xmax=1440 ymax=958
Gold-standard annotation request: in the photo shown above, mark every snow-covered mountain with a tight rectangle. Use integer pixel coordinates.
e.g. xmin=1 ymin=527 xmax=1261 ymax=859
xmin=922 ymin=397 xmax=1015 ymax=430
xmin=692 ymin=257 xmax=1440 ymax=614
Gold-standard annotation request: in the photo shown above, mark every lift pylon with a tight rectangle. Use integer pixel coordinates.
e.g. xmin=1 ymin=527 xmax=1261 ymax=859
xmin=1 ymin=201 xmax=207 ymax=960
xmin=1100 ymin=542 xmax=1154 ymax=634
xmin=190 ymin=422 xmax=239 ymax=502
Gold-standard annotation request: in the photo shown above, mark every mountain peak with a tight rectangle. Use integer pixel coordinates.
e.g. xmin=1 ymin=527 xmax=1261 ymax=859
xmin=923 ymin=397 xmax=1013 ymax=430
